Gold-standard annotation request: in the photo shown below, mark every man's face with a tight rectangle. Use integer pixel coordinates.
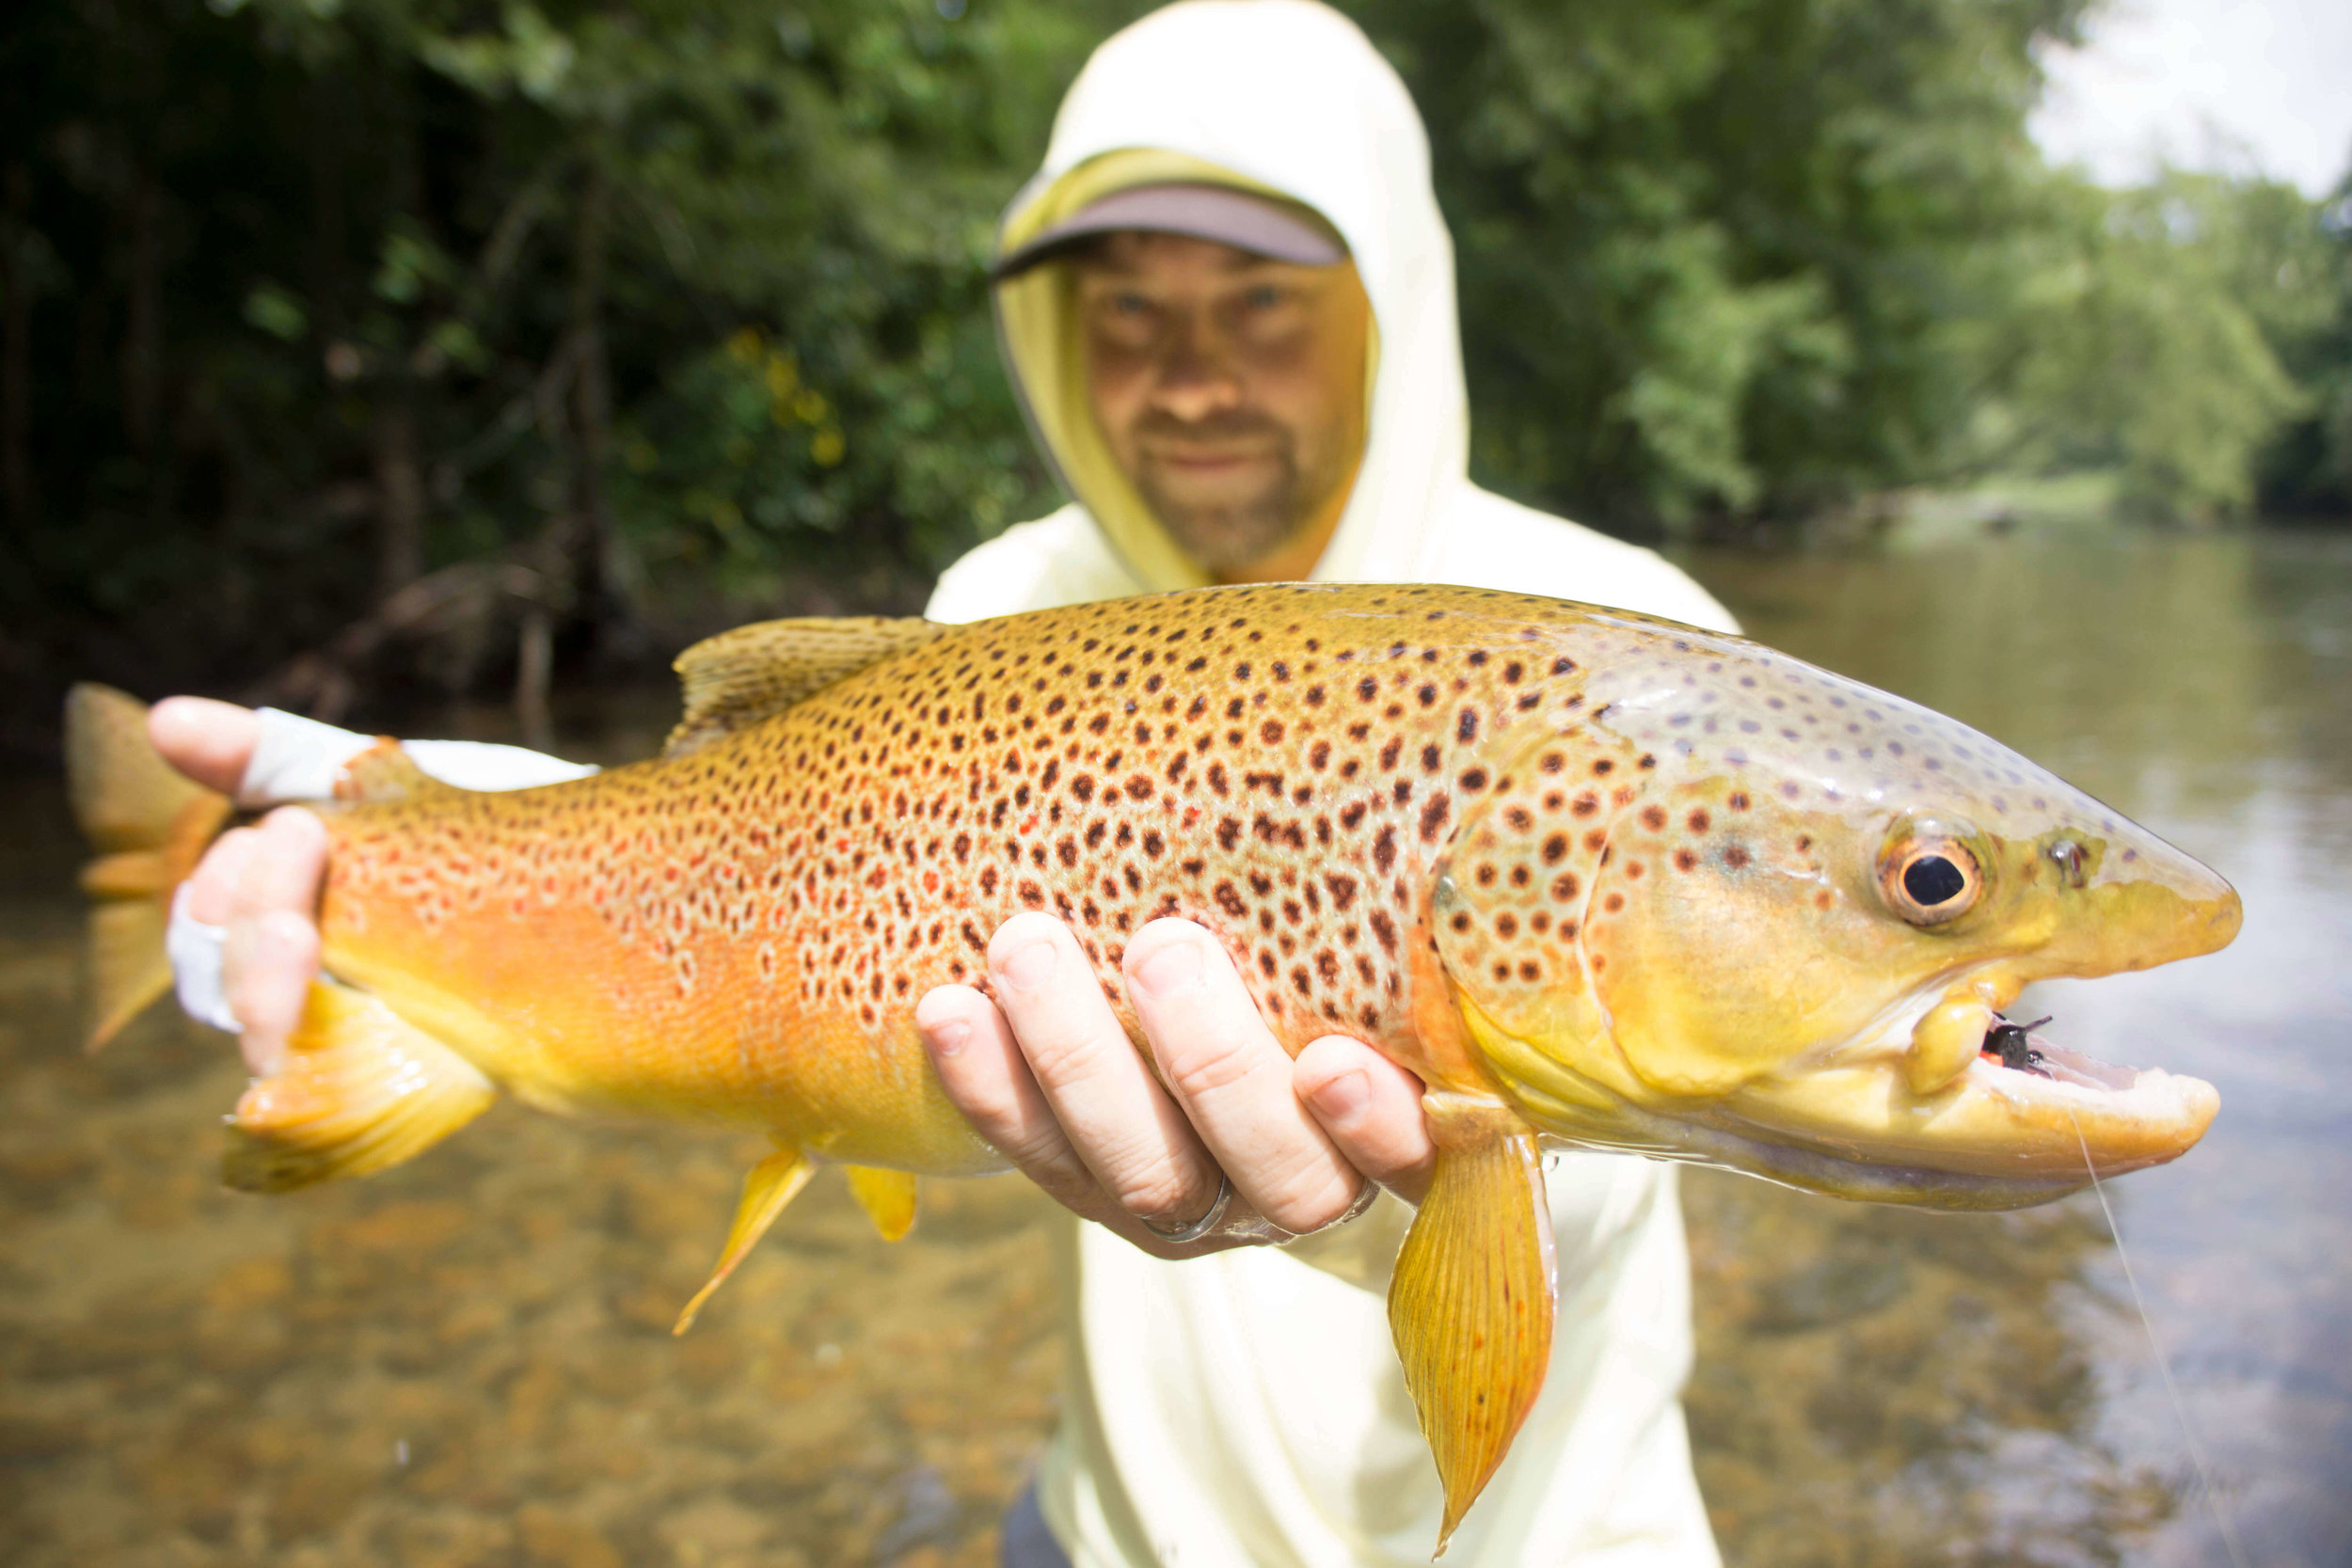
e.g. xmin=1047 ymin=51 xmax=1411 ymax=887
xmin=1073 ymin=232 xmax=1371 ymax=579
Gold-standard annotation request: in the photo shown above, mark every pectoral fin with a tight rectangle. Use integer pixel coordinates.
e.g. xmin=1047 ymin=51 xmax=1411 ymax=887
xmin=224 ymin=981 xmax=497 ymax=1193
xmin=846 ymin=1165 xmax=918 ymax=1242
xmin=1387 ymin=1094 xmax=1557 ymax=1554
xmin=674 ymin=1148 xmax=815 ymax=1335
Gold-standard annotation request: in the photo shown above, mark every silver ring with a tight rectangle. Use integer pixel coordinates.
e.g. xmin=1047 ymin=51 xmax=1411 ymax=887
xmin=1143 ymin=1172 xmax=1233 ymax=1243
xmin=1306 ymin=1180 xmax=1383 ymax=1236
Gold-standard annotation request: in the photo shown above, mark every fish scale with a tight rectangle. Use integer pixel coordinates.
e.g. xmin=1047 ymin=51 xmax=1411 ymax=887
xmin=321 ymin=583 xmax=1621 ymax=1156
xmin=66 ymin=580 xmax=2241 ymax=1552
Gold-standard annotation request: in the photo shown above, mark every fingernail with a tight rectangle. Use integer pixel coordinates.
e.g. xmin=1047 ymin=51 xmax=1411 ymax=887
xmin=999 ymin=937 xmax=1057 ymax=990
xmin=1130 ymin=937 xmax=1201 ymax=997
xmin=1311 ymin=1069 xmax=1370 ymax=1122
xmin=923 ymin=1018 xmax=971 ymax=1058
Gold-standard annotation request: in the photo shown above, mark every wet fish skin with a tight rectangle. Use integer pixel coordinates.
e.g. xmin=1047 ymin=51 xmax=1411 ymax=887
xmin=310 ymin=582 xmax=2232 ymax=1198
xmin=67 ymin=580 xmax=2241 ymax=1550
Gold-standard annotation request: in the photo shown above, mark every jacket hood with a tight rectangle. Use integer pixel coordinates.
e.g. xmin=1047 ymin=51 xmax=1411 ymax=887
xmin=993 ymin=0 xmax=1467 ymax=592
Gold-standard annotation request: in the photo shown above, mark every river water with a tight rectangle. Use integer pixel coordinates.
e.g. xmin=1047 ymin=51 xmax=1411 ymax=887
xmin=1 ymin=530 xmax=2344 ymax=1566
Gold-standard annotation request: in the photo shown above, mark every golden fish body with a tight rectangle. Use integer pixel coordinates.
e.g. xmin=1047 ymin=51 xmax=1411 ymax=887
xmin=68 ymin=581 xmax=2241 ymax=1547
xmin=314 ymin=582 xmax=2233 ymax=1196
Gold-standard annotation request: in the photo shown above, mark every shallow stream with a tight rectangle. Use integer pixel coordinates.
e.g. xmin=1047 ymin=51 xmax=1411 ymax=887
xmin=2 ymin=529 xmax=2343 ymax=1566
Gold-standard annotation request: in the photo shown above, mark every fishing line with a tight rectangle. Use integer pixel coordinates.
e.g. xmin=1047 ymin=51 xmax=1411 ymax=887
xmin=2068 ymin=1107 xmax=2251 ymax=1568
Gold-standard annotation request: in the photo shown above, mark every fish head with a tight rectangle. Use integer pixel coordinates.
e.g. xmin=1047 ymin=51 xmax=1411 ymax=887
xmin=1435 ymin=620 xmax=2240 ymax=1210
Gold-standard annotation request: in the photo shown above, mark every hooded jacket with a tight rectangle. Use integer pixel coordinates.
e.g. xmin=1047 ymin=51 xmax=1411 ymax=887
xmin=925 ymin=5 xmax=1727 ymax=1564
xmin=926 ymin=0 xmax=1732 ymax=636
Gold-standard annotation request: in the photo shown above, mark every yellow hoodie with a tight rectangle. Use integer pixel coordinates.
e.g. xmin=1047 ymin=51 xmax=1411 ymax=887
xmin=929 ymin=0 xmax=1732 ymax=638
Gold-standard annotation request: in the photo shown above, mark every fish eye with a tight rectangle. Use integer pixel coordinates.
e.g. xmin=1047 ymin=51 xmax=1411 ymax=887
xmin=1881 ymin=838 xmax=1982 ymax=927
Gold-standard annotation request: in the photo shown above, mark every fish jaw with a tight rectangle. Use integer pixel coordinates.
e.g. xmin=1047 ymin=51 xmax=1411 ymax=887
xmin=1462 ymin=974 xmax=2222 ymax=1210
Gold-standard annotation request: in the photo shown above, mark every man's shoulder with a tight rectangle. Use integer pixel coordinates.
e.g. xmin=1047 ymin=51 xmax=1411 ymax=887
xmin=924 ymin=506 xmax=1142 ymax=624
xmin=1438 ymin=487 xmax=1739 ymax=634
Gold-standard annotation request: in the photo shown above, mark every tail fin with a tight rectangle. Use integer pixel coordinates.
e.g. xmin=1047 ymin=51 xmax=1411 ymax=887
xmin=63 ymin=685 xmax=233 ymax=1051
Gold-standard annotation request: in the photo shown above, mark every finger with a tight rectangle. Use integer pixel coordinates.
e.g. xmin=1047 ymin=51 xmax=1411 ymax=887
xmin=1124 ymin=919 xmax=1361 ymax=1232
xmin=916 ymin=985 xmax=1111 ymax=1219
xmin=1295 ymin=1035 xmax=1436 ymax=1206
xmin=147 ymin=697 xmax=259 ymax=795
xmin=985 ymin=911 xmax=1220 ymax=1230
xmin=222 ymin=808 xmax=329 ymax=1076
xmin=227 ymin=807 xmax=328 ymax=927
xmin=183 ymin=827 xmax=261 ymax=927
xmin=224 ymin=911 xmax=320 ymax=1076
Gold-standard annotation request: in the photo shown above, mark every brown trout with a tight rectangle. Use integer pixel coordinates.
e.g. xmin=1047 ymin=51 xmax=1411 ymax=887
xmin=68 ymin=582 xmax=2241 ymax=1547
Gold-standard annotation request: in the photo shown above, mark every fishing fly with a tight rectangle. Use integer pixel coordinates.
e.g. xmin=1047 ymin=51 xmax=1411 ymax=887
xmin=1982 ymin=1014 xmax=2054 ymax=1074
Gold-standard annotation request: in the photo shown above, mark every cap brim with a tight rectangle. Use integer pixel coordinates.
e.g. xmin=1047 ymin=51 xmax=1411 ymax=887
xmin=993 ymin=182 xmax=1346 ymax=281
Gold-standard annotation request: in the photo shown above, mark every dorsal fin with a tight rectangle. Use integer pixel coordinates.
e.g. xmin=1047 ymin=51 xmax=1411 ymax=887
xmin=664 ymin=616 xmax=946 ymax=758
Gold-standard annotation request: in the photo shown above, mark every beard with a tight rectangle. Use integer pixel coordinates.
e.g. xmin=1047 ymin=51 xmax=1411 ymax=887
xmin=1126 ymin=409 xmax=1347 ymax=575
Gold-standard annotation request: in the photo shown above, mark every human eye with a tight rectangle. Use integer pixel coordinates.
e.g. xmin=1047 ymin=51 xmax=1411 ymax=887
xmin=1089 ymin=289 xmax=1161 ymax=349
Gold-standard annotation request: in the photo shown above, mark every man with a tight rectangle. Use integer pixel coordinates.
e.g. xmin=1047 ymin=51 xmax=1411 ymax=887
xmin=155 ymin=4 xmax=1734 ymax=1562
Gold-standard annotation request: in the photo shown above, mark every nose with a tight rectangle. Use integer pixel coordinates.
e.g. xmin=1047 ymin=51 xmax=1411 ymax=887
xmin=1149 ymin=316 xmax=1243 ymax=424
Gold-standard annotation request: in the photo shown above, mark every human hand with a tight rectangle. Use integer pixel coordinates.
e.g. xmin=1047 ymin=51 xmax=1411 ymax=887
xmin=149 ymin=697 xmax=328 ymax=1076
xmin=915 ymin=913 xmax=1436 ymax=1256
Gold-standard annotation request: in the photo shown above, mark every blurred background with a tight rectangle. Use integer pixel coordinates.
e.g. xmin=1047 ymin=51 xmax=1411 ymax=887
xmin=0 ymin=0 xmax=2344 ymax=745
xmin=1 ymin=3 xmax=2346 ymax=1566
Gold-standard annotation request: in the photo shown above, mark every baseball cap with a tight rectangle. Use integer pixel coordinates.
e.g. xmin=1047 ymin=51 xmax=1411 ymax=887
xmin=992 ymin=182 xmax=1347 ymax=281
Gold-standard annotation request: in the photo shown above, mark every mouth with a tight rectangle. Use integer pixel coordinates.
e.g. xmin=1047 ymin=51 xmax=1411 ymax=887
xmin=1472 ymin=975 xmax=2219 ymax=1212
xmin=1976 ymin=1014 xmax=2138 ymax=1091
xmin=1701 ymin=982 xmax=2221 ymax=1208
xmin=1147 ymin=447 xmax=1275 ymax=475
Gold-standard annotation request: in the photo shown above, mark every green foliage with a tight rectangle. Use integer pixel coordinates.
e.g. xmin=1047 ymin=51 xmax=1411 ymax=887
xmin=0 ymin=0 xmax=2344 ymax=746
xmin=2254 ymin=182 xmax=2352 ymax=517
xmin=1360 ymin=0 xmax=2102 ymax=530
xmin=0 ymin=0 xmax=1140 ymax=724
xmin=1979 ymin=171 xmax=2320 ymax=522
xmin=1356 ymin=0 xmax=2347 ymax=532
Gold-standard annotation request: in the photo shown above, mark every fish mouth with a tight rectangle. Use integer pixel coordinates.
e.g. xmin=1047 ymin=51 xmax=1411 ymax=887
xmin=1473 ymin=976 xmax=2219 ymax=1212
xmin=1664 ymin=982 xmax=2219 ymax=1209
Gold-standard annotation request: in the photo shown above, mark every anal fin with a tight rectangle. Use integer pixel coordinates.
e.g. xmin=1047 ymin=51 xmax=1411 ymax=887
xmin=846 ymin=1164 xmax=918 ymax=1242
xmin=1388 ymin=1093 xmax=1557 ymax=1554
xmin=674 ymin=1148 xmax=815 ymax=1335
xmin=225 ymin=982 xmax=497 ymax=1194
